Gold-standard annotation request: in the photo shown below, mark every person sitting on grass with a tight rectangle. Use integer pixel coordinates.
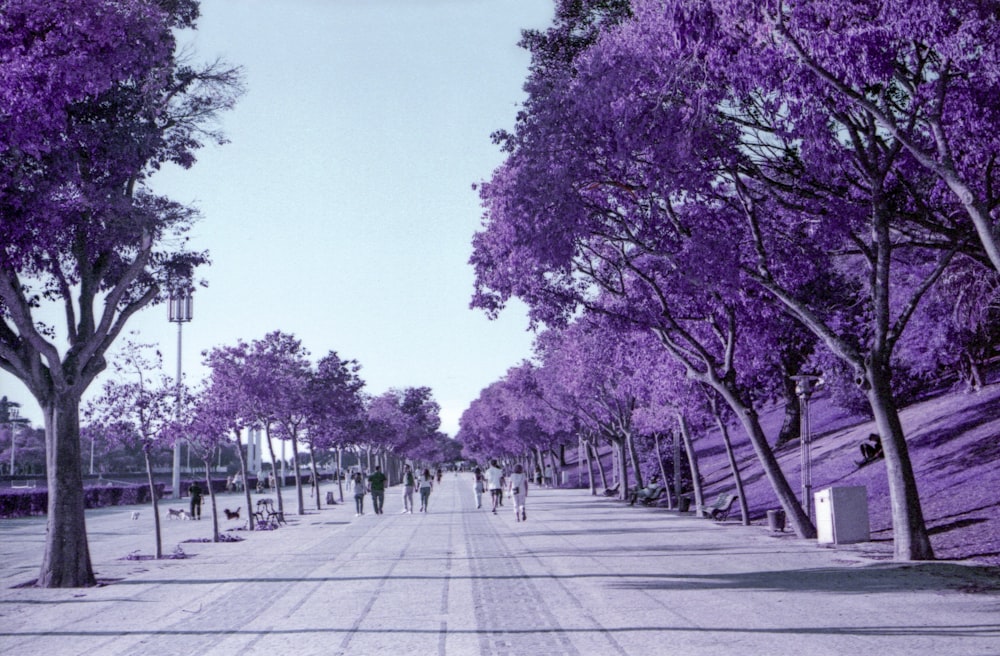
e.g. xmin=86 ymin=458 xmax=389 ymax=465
xmin=859 ymin=434 xmax=883 ymax=463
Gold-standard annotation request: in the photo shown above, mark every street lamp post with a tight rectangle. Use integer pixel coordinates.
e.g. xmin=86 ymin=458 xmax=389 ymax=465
xmin=169 ymin=288 xmax=193 ymax=498
xmin=791 ymin=375 xmax=823 ymax=521
xmin=1 ymin=396 xmax=29 ymax=477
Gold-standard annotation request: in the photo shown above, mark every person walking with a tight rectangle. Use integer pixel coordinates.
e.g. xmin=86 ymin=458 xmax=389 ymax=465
xmin=544 ymin=463 xmax=554 ymax=487
xmin=418 ymin=468 xmax=434 ymax=512
xmin=188 ymin=480 xmax=203 ymax=520
xmin=368 ymin=465 xmax=387 ymax=515
xmin=509 ymin=463 xmax=529 ymax=522
xmin=401 ymin=464 xmax=415 ymax=513
xmin=486 ymin=459 xmax=504 ymax=514
xmin=352 ymin=472 xmax=366 ymax=516
xmin=473 ymin=467 xmax=485 ymax=509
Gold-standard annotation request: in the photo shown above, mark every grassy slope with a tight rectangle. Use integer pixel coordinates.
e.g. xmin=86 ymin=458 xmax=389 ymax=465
xmin=573 ymin=383 xmax=1000 ymax=565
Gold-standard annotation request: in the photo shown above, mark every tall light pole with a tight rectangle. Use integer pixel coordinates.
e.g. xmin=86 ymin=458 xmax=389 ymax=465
xmin=1 ymin=396 xmax=29 ymax=477
xmin=169 ymin=288 xmax=193 ymax=498
xmin=791 ymin=374 xmax=823 ymax=521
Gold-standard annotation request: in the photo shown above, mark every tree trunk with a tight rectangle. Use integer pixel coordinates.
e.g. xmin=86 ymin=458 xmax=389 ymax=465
xmin=615 ymin=438 xmax=628 ymax=501
xmin=308 ymin=443 xmax=322 ymax=510
xmin=592 ymin=441 xmax=608 ymax=490
xmin=337 ymin=448 xmax=344 ymax=503
xmin=626 ymin=431 xmax=644 ymax=490
xmin=234 ymin=430 xmax=254 ymax=530
xmin=263 ymin=425 xmax=284 ymax=516
xmin=291 ymin=436 xmax=304 ymax=515
xmin=38 ymin=396 xmax=96 ymax=588
xmin=677 ymin=414 xmax=705 ymax=517
xmin=866 ymin=364 xmax=935 ymax=560
xmin=583 ymin=439 xmax=595 ymax=494
xmin=712 ymin=409 xmax=749 ymax=525
xmin=775 ymin=376 xmax=801 ymax=447
xmin=653 ymin=432 xmax=672 ymax=509
xmin=143 ymin=448 xmax=163 ymax=559
xmin=204 ymin=458 xmax=220 ymax=542
xmin=673 ymin=426 xmax=683 ymax=509
xmin=716 ymin=386 xmax=816 ymax=538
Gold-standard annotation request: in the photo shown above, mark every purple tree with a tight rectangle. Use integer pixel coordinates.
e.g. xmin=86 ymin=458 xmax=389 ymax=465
xmin=0 ymin=0 xmax=241 ymax=586
xmin=221 ymin=332 xmax=310 ymax=519
xmin=199 ymin=349 xmax=256 ymax=528
xmin=743 ymin=0 xmax=1000 ymax=272
xmin=366 ymin=387 xmax=443 ymax=479
xmin=470 ymin=18 xmax=814 ymax=536
xmin=304 ymin=351 xmax=366 ymax=509
xmin=640 ymin=0 xmax=960 ymax=559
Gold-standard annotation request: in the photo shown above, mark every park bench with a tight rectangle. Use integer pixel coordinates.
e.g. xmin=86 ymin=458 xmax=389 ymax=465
xmin=253 ymin=498 xmax=285 ymax=529
xmin=699 ymin=492 xmax=738 ymax=521
xmin=629 ymin=482 xmax=666 ymax=507
xmin=11 ymin=479 xmax=36 ymax=488
xmin=602 ymin=483 xmax=620 ymax=497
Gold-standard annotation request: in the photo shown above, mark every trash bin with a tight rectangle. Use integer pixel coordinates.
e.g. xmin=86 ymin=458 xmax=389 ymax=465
xmin=815 ymin=486 xmax=869 ymax=544
xmin=326 ymin=491 xmax=336 ymax=505
xmin=678 ymin=495 xmax=691 ymax=512
xmin=767 ymin=509 xmax=786 ymax=532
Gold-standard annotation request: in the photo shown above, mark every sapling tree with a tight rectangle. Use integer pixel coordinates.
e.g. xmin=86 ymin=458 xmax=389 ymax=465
xmin=0 ymin=0 xmax=242 ymax=586
xmin=173 ymin=385 xmax=230 ymax=542
xmin=84 ymin=342 xmax=175 ymax=558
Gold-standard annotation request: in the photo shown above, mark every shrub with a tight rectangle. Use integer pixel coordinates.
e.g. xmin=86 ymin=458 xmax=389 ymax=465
xmin=0 ymin=482 xmax=166 ymax=518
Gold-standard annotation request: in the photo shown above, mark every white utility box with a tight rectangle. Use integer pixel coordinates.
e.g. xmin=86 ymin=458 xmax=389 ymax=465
xmin=814 ymin=486 xmax=870 ymax=544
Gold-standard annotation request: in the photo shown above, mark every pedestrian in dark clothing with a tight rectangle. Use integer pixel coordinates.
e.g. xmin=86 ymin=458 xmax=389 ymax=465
xmin=188 ymin=481 xmax=203 ymax=520
xmin=368 ymin=465 xmax=387 ymax=515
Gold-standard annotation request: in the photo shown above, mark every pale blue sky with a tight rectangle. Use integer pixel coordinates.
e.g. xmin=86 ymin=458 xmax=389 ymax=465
xmin=2 ymin=0 xmax=553 ymax=435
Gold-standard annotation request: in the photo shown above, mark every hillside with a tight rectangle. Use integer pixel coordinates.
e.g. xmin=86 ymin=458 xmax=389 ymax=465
xmin=576 ymin=383 xmax=1000 ymax=565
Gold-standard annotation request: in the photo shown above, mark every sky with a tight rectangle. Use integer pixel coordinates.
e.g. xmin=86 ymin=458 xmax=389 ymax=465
xmin=0 ymin=0 xmax=556 ymax=436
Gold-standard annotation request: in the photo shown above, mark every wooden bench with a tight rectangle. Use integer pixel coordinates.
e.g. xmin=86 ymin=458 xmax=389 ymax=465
xmin=699 ymin=493 xmax=738 ymax=521
xmin=11 ymin=479 xmax=36 ymax=488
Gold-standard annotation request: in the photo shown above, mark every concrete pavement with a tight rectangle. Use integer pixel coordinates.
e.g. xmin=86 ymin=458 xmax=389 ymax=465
xmin=1 ymin=473 xmax=998 ymax=655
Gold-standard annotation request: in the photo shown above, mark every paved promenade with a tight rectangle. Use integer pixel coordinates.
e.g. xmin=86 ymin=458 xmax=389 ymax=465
xmin=1 ymin=473 xmax=998 ymax=655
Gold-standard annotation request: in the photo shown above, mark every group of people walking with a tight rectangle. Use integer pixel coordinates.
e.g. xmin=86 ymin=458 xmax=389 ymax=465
xmin=475 ymin=460 xmax=529 ymax=522
xmin=352 ymin=465 xmax=439 ymax=516
xmin=349 ymin=461 xmax=533 ymax=523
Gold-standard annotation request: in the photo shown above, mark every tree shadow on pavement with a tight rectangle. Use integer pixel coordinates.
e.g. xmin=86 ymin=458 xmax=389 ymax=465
xmin=606 ymin=562 xmax=1000 ymax=595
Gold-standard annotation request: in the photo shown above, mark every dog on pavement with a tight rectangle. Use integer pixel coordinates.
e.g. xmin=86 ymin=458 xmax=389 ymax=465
xmin=167 ymin=508 xmax=190 ymax=520
xmin=224 ymin=507 xmax=241 ymax=520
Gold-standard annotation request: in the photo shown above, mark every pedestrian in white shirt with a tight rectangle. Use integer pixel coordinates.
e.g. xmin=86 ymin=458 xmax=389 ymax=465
xmin=508 ymin=463 xmax=529 ymax=522
xmin=486 ymin=459 xmax=504 ymax=514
